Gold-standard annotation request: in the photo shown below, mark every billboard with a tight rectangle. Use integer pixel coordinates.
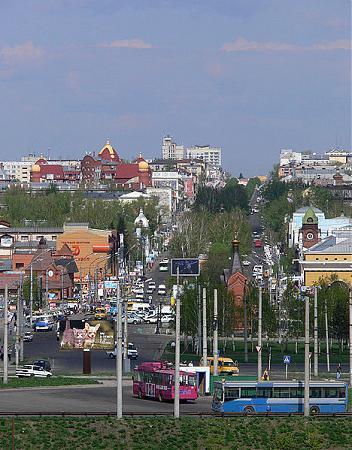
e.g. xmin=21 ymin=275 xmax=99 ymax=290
xmin=171 ymin=258 xmax=200 ymax=276
xmin=59 ymin=319 xmax=115 ymax=350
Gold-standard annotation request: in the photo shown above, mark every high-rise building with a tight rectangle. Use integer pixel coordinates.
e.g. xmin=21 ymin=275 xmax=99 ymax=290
xmin=162 ymin=135 xmax=184 ymax=160
xmin=186 ymin=145 xmax=222 ymax=167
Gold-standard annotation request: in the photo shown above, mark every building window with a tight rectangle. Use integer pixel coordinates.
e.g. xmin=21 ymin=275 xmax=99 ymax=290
xmin=21 ymin=236 xmax=29 ymax=241
xmin=52 ymin=235 xmax=57 ymax=241
xmin=36 ymin=236 xmax=44 ymax=241
xmin=15 ymin=263 xmax=24 ymax=268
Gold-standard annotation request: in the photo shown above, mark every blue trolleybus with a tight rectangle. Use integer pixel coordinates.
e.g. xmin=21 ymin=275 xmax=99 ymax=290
xmin=212 ymin=381 xmax=348 ymax=414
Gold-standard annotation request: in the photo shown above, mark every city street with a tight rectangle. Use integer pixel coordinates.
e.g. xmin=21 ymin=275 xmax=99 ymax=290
xmin=0 ymin=381 xmax=212 ymax=414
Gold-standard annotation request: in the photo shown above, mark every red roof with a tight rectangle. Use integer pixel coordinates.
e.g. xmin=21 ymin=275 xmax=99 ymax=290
xmin=114 ymin=163 xmax=140 ymax=182
xmin=39 ymin=164 xmax=64 ymax=179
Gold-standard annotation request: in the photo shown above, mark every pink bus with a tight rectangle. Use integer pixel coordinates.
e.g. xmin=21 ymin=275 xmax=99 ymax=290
xmin=133 ymin=362 xmax=198 ymax=402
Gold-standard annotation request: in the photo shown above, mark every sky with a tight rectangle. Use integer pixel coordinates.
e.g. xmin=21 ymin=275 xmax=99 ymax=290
xmin=0 ymin=0 xmax=350 ymax=176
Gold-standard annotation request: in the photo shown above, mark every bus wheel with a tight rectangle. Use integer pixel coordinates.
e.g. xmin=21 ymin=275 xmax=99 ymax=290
xmin=138 ymin=389 xmax=143 ymax=399
xmin=244 ymin=406 xmax=255 ymax=414
xmin=310 ymin=406 xmax=320 ymax=415
xmin=158 ymin=393 xmax=163 ymax=402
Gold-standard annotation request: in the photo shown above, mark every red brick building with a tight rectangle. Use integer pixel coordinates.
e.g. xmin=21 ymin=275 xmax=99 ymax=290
xmin=223 ymin=239 xmax=247 ymax=331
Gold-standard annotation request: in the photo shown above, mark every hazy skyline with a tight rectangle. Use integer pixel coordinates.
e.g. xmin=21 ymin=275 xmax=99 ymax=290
xmin=0 ymin=0 xmax=350 ymax=176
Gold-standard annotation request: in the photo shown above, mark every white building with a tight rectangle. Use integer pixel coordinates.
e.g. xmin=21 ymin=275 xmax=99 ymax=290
xmin=152 ymin=171 xmax=183 ymax=205
xmin=186 ymin=145 xmax=222 ymax=168
xmin=2 ymin=161 xmax=32 ymax=183
xmin=288 ymin=206 xmax=352 ymax=248
xmin=279 ymin=149 xmax=302 ymax=166
xmin=146 ymin=186 xmax=174 ymax=221
xmin=162 ymin=135 xmax=184 ymax=160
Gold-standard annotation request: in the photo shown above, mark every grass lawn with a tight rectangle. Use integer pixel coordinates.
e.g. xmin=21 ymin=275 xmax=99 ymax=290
xmin=163 ymin=340 xmax=350 ymax=370
xmin=0 ymin=417 xmax=352 ymax=449
xmin=0 ymin=377 xmax=98 ymax=389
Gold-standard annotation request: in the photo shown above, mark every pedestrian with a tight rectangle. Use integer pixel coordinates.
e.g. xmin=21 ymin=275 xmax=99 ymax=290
xmin=336 ymin=364 xmax=342 ymax=380
xmin=0 ymin=345 xmax=3 ymax=361
xmin=262 ymin=368 xmax=269 ymax=381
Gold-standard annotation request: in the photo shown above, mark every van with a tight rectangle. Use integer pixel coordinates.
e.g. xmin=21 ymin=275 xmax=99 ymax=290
xmin=206 ymin=357 xmax=239 ymax=375
xmin=130 ymin=303 xmax=152 ymax=315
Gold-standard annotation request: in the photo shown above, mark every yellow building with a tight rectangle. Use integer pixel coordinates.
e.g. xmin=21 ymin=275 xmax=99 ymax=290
xmin=300 ymin=228 xmax=352 ymax=286
xmin=56 ymin=223 xmax=117 ymax=279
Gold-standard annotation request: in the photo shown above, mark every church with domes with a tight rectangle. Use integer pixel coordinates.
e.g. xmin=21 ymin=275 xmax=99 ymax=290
xmin=79 ymin=140 xmax=152 ymax=189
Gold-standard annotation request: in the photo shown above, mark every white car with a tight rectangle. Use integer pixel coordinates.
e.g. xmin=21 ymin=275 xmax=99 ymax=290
xmin=16 ymin=365 xmax=52 ymax=378
xmin=242 ymin=260 xmax=251 ymax=267
xmin=148 ymin=281 xmax=156 ymax=290
xmin=106 ymin=342 xmax=139 ymax=360
xmin=158 ymin=284 xmax=167 ymax=295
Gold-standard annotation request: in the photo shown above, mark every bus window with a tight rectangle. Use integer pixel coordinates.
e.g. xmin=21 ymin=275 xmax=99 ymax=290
xmin=257 ymin=388 xmax=272 ymax=398
xmin=338 ymin=388 xmax=346 ymax=399
xmin=241 ymin=387 xmax=256 ymax=398
xmin=272 ymin=387 xmax=289 ymax=398
xmin=290 ymin=387 xmax=304 ymax=398
xmin=214 ymin=387 xmax=223 ymax=402
xmin=224 ymin=387 xmax=239 ymax=401
xmin=309 ymin=387 xmax=321 ymax=398
xmin=188 ymin=375 xmax=196 ymax=387
xmin=324 ymin=387 xmax=338 ymax=398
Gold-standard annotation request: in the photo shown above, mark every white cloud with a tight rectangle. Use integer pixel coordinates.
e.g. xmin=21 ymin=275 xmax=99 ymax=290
xmin=222 ymin=37 xmax=351 ymax=52
xmin=0 ymin=41 xmax=44 ymax=65
xmin=99 ymin=38 xmax=152 ymax=49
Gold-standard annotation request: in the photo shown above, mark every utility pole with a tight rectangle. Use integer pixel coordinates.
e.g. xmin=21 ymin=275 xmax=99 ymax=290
xmin=3 ymin=285 xmax=8 ymax=384
xmin=116 ymin=283 xmax=122 ymax=419
xmin=19 ymin=274 xmax=24 ymax=362
xmin=304 ymin=295 xmax=310 ymax=417
xmin=15 ymin=282 xmax=20 ymax=367
xmin=61 ymin=269 xmax=64 ymax=316
xmin=94 ymin=268 xmax=98 ymax=305
xmin=197 ymin=284 xmax=202 ymax=356
xmin=45 ymin=269 xmax=49 ymax=312
xmin=244 ymin=291 xmax=248 ymax=363
xmin=79 ymin=271 xmax=83 ymax=305
xmin=213 ymin=289 xmax=219 ymax=376
xmin=313 ymin=287 xmax=318 ymax=377
xmin=349 ymin=288 xmax=352 ymax=387
xmin=202 ymin=287 xmax=207 ymax=366
xmin=30 ymin=264 xmax=33 ymax=327
xmin=325 ymin=299 xmax=330 ymax=372
xmin=174 ymin=267 xmax=180 ymax=419
xmin=123 ymin=300 xmax=130 ymax=373
xmin=257 ymin=284 xmax=262 ymax=381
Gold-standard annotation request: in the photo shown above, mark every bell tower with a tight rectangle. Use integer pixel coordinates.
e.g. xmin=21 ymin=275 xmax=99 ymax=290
xmin=300 ymin=207 xmax=320 ymax=249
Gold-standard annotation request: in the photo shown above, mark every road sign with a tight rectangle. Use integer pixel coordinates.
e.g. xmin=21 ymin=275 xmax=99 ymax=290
xmin=171 ymin=258 xmax=200 ymax=276
xmin=256 ymin=346 xmax=262 ymax=353
xmin=283 ymin=355 xmax=291 ymax=365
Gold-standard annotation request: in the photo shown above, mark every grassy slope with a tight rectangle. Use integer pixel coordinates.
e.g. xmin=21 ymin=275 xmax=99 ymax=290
xmin=0 ymin=377 xmax=98 ymax=389
xmin=0 ymin=417 xmax=351 ymax=450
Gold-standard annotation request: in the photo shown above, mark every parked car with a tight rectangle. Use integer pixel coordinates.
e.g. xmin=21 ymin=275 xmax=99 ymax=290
xmin=16 ymin=365 xmax=52 ymax=378
xmin=125 ymin=313 xmax=143 ymax=325
xmin=23 ymin=331 xmax=33 ymax=342
xmin=157 ymin=284 xmax=167 ymax=295
xmin=148 ymin=281 xmax=156 ymax=290
xmin=135 ymin=292 xmax=145 ymax=300
xmin=33 ymin=359 xmax=52 ymax=372
xmin=242 ymin=260 xmax=251 ymax=267
xmin=106 ymin=342 xmax=139 ymax=359
xmin=146 ymin=287 xmax=154 ymax=295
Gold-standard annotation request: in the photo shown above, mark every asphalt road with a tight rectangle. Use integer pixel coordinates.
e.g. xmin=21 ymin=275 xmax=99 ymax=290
xmin=18 ymin=325 xmax=170 ymax=375
xmin=0 ymin=381 xmax=212 ymax=414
